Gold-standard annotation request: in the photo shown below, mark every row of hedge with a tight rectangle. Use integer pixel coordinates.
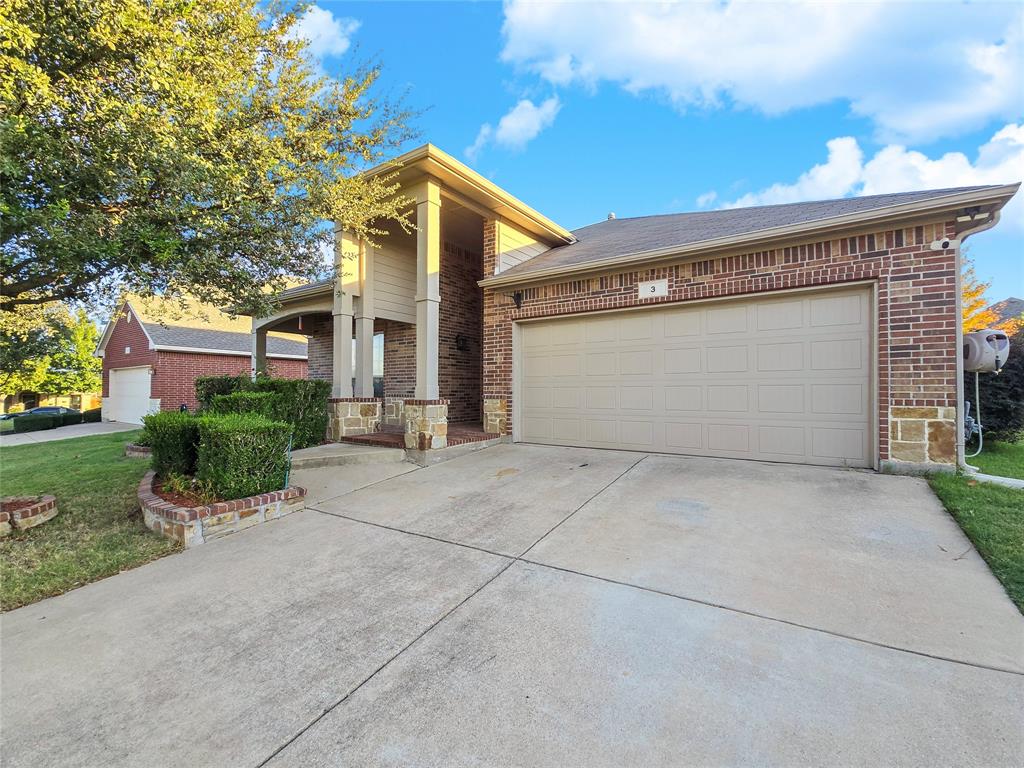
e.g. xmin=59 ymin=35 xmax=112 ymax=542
xmin=144 ymin=411 xmax=292 ymax=500
xmin=11 ymin=408 xmax=101 ymax=433
xmin=194 ymin=375 xmax=329 ymax=449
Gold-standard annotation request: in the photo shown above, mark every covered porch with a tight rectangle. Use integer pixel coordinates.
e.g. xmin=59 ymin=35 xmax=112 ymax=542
xmin=251 ymin=145 xmax=573 ymax=451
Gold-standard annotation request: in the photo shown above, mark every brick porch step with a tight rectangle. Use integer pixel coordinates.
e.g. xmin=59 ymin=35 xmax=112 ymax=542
xmin=338 ymin=423 xmax=500 ymax=450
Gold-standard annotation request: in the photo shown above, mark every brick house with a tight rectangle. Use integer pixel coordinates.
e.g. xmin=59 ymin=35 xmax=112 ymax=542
xmin=252 ymin=144 xmax=1018 ymax=470
xmin=96 ymin=297 xmax=307 ymax=423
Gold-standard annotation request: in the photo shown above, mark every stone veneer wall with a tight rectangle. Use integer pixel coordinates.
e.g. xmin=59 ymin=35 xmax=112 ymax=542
xmin=482 ymin=218 xmax=961 ymax=466
xmin=403 ymin=399 xmax=448 ymax=450
xmin=138 ymin=471 xmax=305 ymax=547
xmin=328 ymin=398 xmax=382 ymax=440
xmin=890 ymin=406 xmax=957 ymax=464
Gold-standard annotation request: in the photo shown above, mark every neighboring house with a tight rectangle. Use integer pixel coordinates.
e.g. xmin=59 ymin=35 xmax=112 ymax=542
xmin=989 ymin=296 xmax=1024 ymax=327
xmin=2 ymin=392 xmax=101 ymax=414
xmin=253 ymin=143 xmax=1019 ymax=470
xmin=96 ymin=297 xmax=307 ymax=423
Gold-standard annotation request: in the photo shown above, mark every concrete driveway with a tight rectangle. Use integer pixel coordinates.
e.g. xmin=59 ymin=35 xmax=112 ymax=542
xmin=0 ymin=419 xmax=139 ymax=447
xmin=2 ymin=445 xmax=1021 ymax=767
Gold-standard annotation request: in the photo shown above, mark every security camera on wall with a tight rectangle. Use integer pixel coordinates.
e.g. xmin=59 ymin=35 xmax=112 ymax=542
xmin=930 ymin=237 xmax=959 ymax=250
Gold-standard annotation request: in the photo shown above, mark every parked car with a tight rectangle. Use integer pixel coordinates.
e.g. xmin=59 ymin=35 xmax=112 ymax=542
xmin=24 ymin=406 xmax=81 ymax=417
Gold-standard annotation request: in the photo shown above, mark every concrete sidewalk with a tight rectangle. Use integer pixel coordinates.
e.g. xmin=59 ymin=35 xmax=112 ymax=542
xmin=2 ymin=445 xmax=1021 ymax=767
xmin=0 ymin=420 xmax=140 ymax=447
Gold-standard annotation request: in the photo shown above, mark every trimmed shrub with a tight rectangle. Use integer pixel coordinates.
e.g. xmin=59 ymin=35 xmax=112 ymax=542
xmin=254 ymin=378 xmax=330 ymax=449
xmin=196 ymin=414 xmax=292 ymax=499
xmin=209 ymin=391 xmax=278 ymax=419
xmin=82 ymin=408 xmax=102 ymax=423
xmin=195 ymin=375 xmax=252 ymax=409
xmin=967 ymin=327 xmax=1024 ymax=442
xmin=13 ymin=415 xmax=60 ymax=433
xmin=143 ymin=411 xmax=200 ymax=477
xmin=62 ymin=411 xmax=84 ymax=426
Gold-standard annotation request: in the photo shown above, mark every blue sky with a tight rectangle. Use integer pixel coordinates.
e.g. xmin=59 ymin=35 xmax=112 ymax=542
xmin=302 ymin=1 xmax=1023 ymax=302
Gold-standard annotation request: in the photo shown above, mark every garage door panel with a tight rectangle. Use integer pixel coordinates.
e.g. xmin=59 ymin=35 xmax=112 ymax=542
xmin=706 ymin=345 xmax=748 ymax=373
xmin=108 ymin=367 xmax=154 ymax=424
xmin=519 ymin=287 xmax=872 ymax=468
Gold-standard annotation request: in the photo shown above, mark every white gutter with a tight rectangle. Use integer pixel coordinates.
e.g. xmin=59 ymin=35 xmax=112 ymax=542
xmin=480 ymin=183 xmax=1021 ymax=289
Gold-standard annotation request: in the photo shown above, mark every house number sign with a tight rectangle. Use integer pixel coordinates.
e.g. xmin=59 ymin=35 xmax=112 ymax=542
xmin=638 ymin=279 xmax=668 ymax=299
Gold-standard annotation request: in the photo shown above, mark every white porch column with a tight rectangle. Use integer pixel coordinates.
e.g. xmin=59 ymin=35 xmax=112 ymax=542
xmin=250 ymin=324 xmax=267 ymax=381
xmin=332 ymin=228 xmax=359 ymax=398
xmin=414 ymin=180 xmax=441 ymax=399
xmin=355 ymin=241 xmax=375 ymax=396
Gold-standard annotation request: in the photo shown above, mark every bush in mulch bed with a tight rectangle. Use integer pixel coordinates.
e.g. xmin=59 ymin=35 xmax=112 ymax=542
xmin=196 ymin=413 xmax=292 ymax=500
xmin=143 ymin=411 xmax=199 ymax=477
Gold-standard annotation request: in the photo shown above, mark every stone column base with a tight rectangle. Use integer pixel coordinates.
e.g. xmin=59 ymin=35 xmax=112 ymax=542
xmin=483 ymin=398 xmax=508 ymax=435
xmin=889 ymin=406 xmax=956 ymax=465
xmin=328 ymin=398 xmax=382 ymax=441
xmin=384 ymin=398 xmax=406 ymax=427
xmin=403 ymin=399 xmax=448 ymax=450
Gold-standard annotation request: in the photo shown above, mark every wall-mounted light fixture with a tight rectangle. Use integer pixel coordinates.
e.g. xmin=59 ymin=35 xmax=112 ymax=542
xmin=512 ymin=291 xmax=524 ymax=309
xmin=455 ymin=334 xmax=469 ymax=352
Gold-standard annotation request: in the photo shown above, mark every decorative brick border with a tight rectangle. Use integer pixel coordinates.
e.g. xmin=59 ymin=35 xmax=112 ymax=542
xmin=124 ymin=443 xmax=152 ymax=458
xmin=138 ymin=471 xmax=305 ymax=547
xmin=1 ymin=495 xmax=58 ymax=536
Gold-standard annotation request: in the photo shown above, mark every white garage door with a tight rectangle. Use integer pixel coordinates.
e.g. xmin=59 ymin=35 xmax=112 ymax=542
xmin=519 ymin=287 xmax=872 ymax=468
xmin=108 ymin=367 xmax=154 ymax=424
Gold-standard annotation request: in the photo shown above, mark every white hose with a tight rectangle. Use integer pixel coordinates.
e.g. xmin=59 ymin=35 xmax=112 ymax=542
xmin=966 ymin=371 xmax=984 ymax=459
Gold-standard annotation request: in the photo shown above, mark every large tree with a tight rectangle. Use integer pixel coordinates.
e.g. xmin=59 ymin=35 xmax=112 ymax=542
xmin=0 ymin=303 xmax=101 ymax=395
xmin=0 ymin=0 xmax=414 ymax=314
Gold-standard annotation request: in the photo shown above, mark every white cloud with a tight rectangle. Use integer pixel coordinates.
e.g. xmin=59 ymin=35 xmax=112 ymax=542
xmin=288 ymin=6 xmax=360 ymax=61
xmin=465 ymin=97 xmax=561 ymax=161
xmin=501 ymin=1 xmax=1023 ymax=143
xmin=718 ymin=124 xmax=1024 ymax=230
xmin=695 ymin=191 xmax=717 ymax=209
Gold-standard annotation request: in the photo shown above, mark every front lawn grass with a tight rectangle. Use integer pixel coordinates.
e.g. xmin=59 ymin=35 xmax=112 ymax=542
xmin=930 ymin=472 xmax=1024 ymax=613
xmin=970 ymin=439 xmax=1024 ymax=480
xmin=1 ymin=431 xmax=179 ymax=610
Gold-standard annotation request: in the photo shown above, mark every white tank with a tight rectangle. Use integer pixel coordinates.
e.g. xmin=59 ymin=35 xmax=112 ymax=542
xmin=963 ymin=329 xmax=1011 ymax=372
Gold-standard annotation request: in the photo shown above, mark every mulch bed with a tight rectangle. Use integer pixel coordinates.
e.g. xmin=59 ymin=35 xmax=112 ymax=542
xmin=152 ymin=479 xmax=220 ymax=509
xmin=2 ymin=497 xmax=40 ymax=514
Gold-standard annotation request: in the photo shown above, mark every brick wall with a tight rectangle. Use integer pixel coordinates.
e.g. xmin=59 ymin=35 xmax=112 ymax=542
xmin=439 ymin=240 xmax=483 ymax=423
xmin=101 ymin=306 xmax=157 ymax=396
xmin=482 ymin=218 xmax=961 ymax=465
xmin=379 ymin=319 xmax=415 ymax=398
xmin=150 ymin=351 xmax=307 ymax=411
xmin=306 ymin=316 xmax=333 ymax=382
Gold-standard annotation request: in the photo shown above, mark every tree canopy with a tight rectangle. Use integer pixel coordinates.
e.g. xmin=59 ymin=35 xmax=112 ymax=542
xmin=962 ymin=253 xmax=1021 ymax=334
xmin=0 ymin=303 xmax=101 ymax=395
xmin=1 ymin=0 xmax=414 ymax=314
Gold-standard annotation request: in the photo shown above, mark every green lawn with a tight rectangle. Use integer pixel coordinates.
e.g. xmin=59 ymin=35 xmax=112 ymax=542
xmin=930 ymin=471 xmax=1024 ymax=613
xmin=970 ymin=440 xmax=1024 ymax=480
xmin=1 ymin=431 xmax=179 ymax=610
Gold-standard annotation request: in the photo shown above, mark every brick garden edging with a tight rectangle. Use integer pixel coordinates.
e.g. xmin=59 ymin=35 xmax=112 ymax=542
xmin=138 ymin=471 xmax=305 ymax=547
xmin=1 ymin=495 xmax=58 ymax=537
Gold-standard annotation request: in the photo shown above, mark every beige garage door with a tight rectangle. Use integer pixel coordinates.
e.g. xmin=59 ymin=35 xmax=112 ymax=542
xmin=108 ymin=366 xmax=154 ymax=424
xmin=519 ymin=287 xmax=872 ymax=467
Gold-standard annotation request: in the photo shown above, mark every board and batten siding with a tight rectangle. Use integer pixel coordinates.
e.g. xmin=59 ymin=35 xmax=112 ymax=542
xmin=496 ymin=220 xmax=549 ymax=274
xmin=371 ymin=241 xmax=417 ymax=324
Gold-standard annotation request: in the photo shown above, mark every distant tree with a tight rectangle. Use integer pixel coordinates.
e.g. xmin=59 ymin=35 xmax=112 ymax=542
xmin=0 ymin=303 xmax=101 ymax=395
xmin=1 ymin=0 xmax=415 ymax=315
xmin=0 ymin=303 xmax=66 ymax=394
xmin=961 ymin=252 xmax=1020 ymax=334
xmin=40 ymin=309 xmax=102 ymax=393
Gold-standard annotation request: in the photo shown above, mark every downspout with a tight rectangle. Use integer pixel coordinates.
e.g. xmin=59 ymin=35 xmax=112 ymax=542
xmin=954 ymin=209 xmax=1002 ymax=469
